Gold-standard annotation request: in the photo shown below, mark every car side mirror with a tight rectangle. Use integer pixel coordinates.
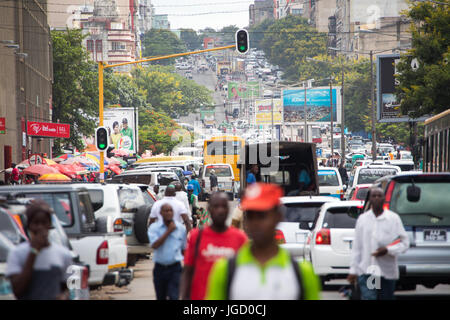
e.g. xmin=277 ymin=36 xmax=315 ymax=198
xmin=299 ymin=221 xmax=313 ymax=230
xmin=407 ymin=185 xmax=421 ymax=202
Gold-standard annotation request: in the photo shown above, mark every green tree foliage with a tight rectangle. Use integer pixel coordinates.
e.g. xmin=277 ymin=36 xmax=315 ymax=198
xmin=396 ymin=1 xmax=450 ymax=118
xmin=51 ymin=29 xmax=99 ymax=153
xmin=132 ymin=65 xmax=213 ymax=118
xmin=260 ymin=15 xmax=328 ymax=80
xmin=180 ymin=29 xmax=202 ymax=51
xmin=141 ymin=29 xmax=186 ymax=65
xmin=104 ymin=72 xmax=146 ymax=110
xmin=249 ymin=18 xmax=275 ymax=50
xmin=217 ymin=25 xmax=239 ymax=44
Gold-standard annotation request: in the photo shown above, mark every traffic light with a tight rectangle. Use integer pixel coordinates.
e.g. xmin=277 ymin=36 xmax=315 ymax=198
xmin=95 ymin=127 xmax=109 ymax=152
xmin=235 ymin=29 xmax=249 ymax=54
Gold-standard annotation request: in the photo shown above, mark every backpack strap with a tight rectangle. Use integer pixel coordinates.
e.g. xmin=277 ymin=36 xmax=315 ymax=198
xmin=291 ymin=257 xmax=305 ymax=300
xmin=225 ymin=255 xmax=237 ymax=300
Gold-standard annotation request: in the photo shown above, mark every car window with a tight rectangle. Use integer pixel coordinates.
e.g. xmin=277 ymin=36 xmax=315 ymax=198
xmin=78 ymin=192 xmax=95 ymax=229
xmin=357 ymin=169 xmax=398 ymax=185
xmin=318 ymin=170 xmax=339 ymax=186
xmin=265 ymin=170 xmax=290 ymax=185
xmin=390 ymin=182 xmax=450 ymax=227
xmin=24 ymin=193 xmax=73 ymax=227
xmin=142 ymin=190 xmax=155 ymax=206
xmin=87 ymin=190 xmax=104 ymax=212
xmin=0 ymin=233 xmax=15 ymax=263
xmin=118 ymin=188 xmax=145 ymax=212
xmin=322 ymin=207 xmax=359 ymax=229
xmin=0 ymin=209 xmax=24 ymax=245
xmin=355 ymin=188 xmax=369 ymax=200
xmin=158 ymin=173 xmax=179 ymax=186
xmin=205 ymin=166 xmax=232 ymax=177
xmin=113 ymin=174 xmax=152 ymax=185
xmin=283 ymin=203 xmax=324 ymax=223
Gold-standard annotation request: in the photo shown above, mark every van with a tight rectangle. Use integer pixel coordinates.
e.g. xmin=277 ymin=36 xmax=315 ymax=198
xmin=318 ymin=168 xmax=345 ymax=200
xmin=199 ymin=163 xmax=235 ymax=201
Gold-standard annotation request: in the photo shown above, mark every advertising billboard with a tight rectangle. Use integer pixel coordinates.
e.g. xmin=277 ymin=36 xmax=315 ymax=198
xmin=282 ymin=87 xmax=341 ymax=124
xmin=377 ymin=54 xmax=428 ymax=123
xmin=228 ymin=81 xmax=260 ymax=100
xmin=27 ymin=121 xmax=70 ymax=138
xmin=255 ymin=99 xmax=282 ymax=125
xmin=104 ymin=107 xmax=138 ymax=154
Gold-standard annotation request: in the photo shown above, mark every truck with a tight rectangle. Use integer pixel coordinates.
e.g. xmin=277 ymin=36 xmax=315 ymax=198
xmin=239 ymin=142 xmax=319 ymax=197
xmin=216 ymin=61 xmax=231 ymax=76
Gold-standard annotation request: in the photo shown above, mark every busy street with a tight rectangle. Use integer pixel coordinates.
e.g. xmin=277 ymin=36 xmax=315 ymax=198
xmin=1 ymin=0 xmax=450 ymax=306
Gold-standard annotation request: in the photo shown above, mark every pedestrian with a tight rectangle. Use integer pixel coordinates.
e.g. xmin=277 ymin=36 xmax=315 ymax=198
xmin=338 ymin=161 xmax=349 ymax=186
xmin=153 ymin=184 xmax=163 ymax=200
xmin=174 ymin=182 xmax=190 ymax=214
xmin=149 ymin=185 xmax=192 ymax=232
xmin=148 ymin=203 xmax=187 ymax=300
xmin=181 ymin=192 xmax=248 ymax=300
xmin=347 ymin=187 xmax=409 ymax=300
xmin=187 ymin=175 xmax=202 ymax=197
xmin=246 ymin=164 xmax=258 ymax=185
xmin=6 ymin=200 xmax=73 ymax=300
xmin=209 ymin=169 xmax=218 ymax=192
xmin=11 ymin=164 xmax=20 ymax=185
xmin=187 ymin=185 xmax=199 ymax=228
xmin=396 ymin=149 xmax=401 ymax=160
xmin=196 ymin=207 xmax=211 ymax=228
xmin=205 ymin=183 xmax=321 ymax=300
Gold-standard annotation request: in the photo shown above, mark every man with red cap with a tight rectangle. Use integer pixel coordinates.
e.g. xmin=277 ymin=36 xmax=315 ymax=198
xmin=205 ymin=183 xmax=321 ymax=300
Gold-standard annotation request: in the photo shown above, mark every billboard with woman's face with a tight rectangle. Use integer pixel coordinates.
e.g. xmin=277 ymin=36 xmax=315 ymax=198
xmin=104 ymin=107 xmax=137 ymax=154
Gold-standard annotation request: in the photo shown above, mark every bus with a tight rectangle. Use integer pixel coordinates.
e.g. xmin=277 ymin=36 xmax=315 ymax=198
xmin=203 ymin=136 xmax=245 ymax=182
xmin=424 ymin=109 xmax=450 ymax=172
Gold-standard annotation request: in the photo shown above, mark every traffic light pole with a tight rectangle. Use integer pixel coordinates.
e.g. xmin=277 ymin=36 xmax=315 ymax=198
xmin=97 ymin=45 xmax=236 ymax=182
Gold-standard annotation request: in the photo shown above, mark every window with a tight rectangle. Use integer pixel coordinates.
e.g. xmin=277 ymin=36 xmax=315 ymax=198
xmin=206 ymin=140 xmax=243 ymax=155
xmin=87 ymin=190 xmax=104 ymax=212
xmin=322 ymin=207 xmax=359 ymax=229
xmin=357 ymin=168 xmax=398 ymax=185
xmin=118 ymin=188 xmax=145 ymax=212
xmin=355 ymin=187 xmax=369 ymax=201
xmin=113 ymin=174 xmax=152 ymax=185
xmin=95 ymin=40 xmax=102 ymax=53
xmin=205 ymin=165 xmax=232 ymax=177
xmin=111 ymin=41 xmax=125 ymax=51
xmin=142 ymin=190 xmax=156 ymax=206
xmin=283 ymin=203 xmax=324 ymax=223
xmin=0 ymin=232 xmax=15 ymax=263
xmin=318 ymin=170 xmax=339 ymax=186
xmin=87 ymin=40 xmax=94 ymax=52
xmin=78 ymin=192 xmax=95 ymax=231
xmin=24 ymin=193 xmax=73 ymax=227
xmin=0 ymin=210 xmax=24 ymax=246
xmin=265 ymin=170 xmax=290 ymax=185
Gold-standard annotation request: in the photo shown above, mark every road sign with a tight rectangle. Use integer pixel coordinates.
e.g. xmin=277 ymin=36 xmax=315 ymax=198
xmin=316 ymin=148 xmax=323 ymax=157
xmin=29 ymin=154 xmax=44 ymax=166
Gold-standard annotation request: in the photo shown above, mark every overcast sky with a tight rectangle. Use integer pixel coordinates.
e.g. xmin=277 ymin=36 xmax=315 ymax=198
xmin=151 ymin=0 xmax=253 ymax=31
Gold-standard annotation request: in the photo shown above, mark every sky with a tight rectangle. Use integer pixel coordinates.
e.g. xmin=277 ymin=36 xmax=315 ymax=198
xmin=151 ymin=0 xmax=253 ymax=31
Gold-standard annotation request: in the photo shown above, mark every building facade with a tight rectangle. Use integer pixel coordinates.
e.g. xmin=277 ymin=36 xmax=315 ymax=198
xmin=249 ymin=0 xmax=275 ymax=26
xmin=151 ymin=14 xmax=170 ymax=30
xmin=0 ymin=0 xmax=53 ymax=180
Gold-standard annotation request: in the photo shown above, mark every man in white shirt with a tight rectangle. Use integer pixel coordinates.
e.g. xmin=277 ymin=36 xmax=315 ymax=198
xmin=149 ymin=185 xmax=192 ymax=232
xmin=174 ymin=182 xmax=190 ymax=214
xmin=347 ymin=187 xmax=409 ymax=300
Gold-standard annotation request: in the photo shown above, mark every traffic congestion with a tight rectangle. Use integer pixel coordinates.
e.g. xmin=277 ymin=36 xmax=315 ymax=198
xmin=0 ymin=0 xmax=449 ymax=305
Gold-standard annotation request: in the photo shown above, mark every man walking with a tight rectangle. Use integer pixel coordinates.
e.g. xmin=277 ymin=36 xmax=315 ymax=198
xmin=188 ymin=175 xmax=202 ymax=197
xmin=174 ymin=182 xmax=190 ymax=214
xmin=206 ymin=183 xmax=321 ymax=300
xmin=338 ymin=161 xmax=349 ymax=186
xmin=347 ymin=187 xmax=409 ymax=300
xmin=149 ymin=185 xmax=192 ymax=232
xmin=246 ymin=164 xmax=258 ymax=185
xmin=148 ymin=203 xmax=187 ymax=300
xmin=181 ymin=192 xmax=247 ymax=300
xmin=187 ymin=185 xmax=199 ymax=227
xmin=209 ymin=169 xmax=218 ymax=192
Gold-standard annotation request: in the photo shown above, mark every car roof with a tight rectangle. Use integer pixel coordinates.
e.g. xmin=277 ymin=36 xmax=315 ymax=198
xmin=0 ymin=184 xmax=88 ymax=192
xmin=318 ymin=167 xmax=338 ymax=171
xmin=281 ymin=196 xmax=340 ymax=204
xmin=356 ymin=165 xmax=401 ymax=171
xmin=354 ymin=184 xmax=372 ymax=189
xmin=320 ymin=200 xmax=363 ymax=210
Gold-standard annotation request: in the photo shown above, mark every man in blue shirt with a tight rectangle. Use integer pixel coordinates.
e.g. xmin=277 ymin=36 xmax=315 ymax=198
xmin=246 ymin=164 xmax=258 ymax=185
xmin=187 ymin=176 xmax=202 ymax=196
xmin=148 ymin=203 xmax=187 ymax=300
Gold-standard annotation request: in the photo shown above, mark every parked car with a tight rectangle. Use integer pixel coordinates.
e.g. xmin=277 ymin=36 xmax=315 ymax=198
xmin=111 ymin=170 xmax=180 ymax=196
xmin=0 ymin=185 xmax=132 ymax=289
xmin=303 ymin=201 xmax=363 ymax=283
xmin=385 ymin=159 xmax=415 ymax=172
xmin=199 ymin=163 xmax=235 ymax=201
xmin=347 ymin=165 xmax=401 ymax=198
xmin=346 ymin=184 xmax=372 ymax=201
xmin=366 ymin=173 xmax=450 ymax=289
xmin=317 ymin=168 xmax=345 ymax=200
xmin=276 ymin=196 xmax=340 ymax=260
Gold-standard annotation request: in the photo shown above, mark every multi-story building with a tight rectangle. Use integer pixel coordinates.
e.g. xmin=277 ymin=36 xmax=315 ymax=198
xmin=152 ymin=14 xmax=170 ymax=30
xmin=332 ymin=0 xmax=410 ymax=58
xmin=308 ymin=0 xmax=337 ymax=32
xmin=0 ymin=0 xmax=53 ymax=179
xmin=249 ymin=0 xmax=275 ymax=26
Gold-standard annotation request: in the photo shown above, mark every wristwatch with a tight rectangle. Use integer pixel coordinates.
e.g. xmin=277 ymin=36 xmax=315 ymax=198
xmin=30 ymin=248 xmax=39 ymax=255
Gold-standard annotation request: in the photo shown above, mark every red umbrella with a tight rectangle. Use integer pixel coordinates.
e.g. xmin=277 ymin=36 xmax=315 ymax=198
xmin=23 ymin=164 xmax=60 ymax=176
xmin=111 ymin=149 xmax=129 ymax=157
xmin=107 ymin=165 xmax=122 ymax=175
xmin=51 ymin=164 xmax=87 ymax=178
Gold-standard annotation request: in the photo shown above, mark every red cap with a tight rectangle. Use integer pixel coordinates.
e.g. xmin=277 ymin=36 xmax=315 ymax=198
xmin=241 ymin=183 xmax=284 ymax=212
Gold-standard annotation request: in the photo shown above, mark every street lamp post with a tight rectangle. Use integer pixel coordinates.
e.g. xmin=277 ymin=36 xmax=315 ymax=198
xmin=370 ymin=50 xmax=376 ymax=161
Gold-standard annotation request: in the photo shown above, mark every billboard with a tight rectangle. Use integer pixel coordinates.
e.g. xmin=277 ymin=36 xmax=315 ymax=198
xmin=377 ymin=54 xmax=428 ymax=123
xmin=27 ymin=121 xmax=70 ymax=138
xmin=228 ymin=81 xmax=260 ymax=100
xmin=104 ymin=107 xmax=138 ymax=154
xmin=255 ymin=99 xmax=282 ymax=125
xmin=282 ymin=87 xmax=341 ymax=124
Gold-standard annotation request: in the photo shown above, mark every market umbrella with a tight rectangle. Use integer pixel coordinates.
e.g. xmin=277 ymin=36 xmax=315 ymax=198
xmin=54 ymin=154 xmax=77 ymax=161
xmin=16 ymin=160 xmax=30 ymax=170
xmin=81 ymin=152 xmax=109 ymax=165
xmin=107 ymin=165 xmax=122 ymax=175
xmin=51 ymin=163 xmax=88 ymax=178
xmin=23 ymin=164 xmax=60 ymax=176
xmin=44 ymin=159 xmax=57 ymax=166
xmin=111 ymin=149 xmax=129 ymax=157
xmin=38 ymin=173 xmax=71 ymax=182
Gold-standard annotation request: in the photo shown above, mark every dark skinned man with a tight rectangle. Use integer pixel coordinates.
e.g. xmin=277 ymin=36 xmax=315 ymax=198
xmin=180 ymin=192 xmax=247 ymax=300
xmin=348 ymin=187 xmax=409 ymax=300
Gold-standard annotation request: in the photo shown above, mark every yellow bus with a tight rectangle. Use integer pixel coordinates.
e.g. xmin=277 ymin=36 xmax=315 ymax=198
xmin=203 ymin=136 xmax=245 ymax=182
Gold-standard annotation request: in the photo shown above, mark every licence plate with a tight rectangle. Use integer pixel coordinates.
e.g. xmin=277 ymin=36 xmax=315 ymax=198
xmin=424 ymin=229 xmax=447 ymax=241
xmin=124 ymin=226 xmax=133 ymax=236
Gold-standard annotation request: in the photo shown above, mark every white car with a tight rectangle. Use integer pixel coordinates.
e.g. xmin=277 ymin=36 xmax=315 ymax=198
xmin=303 ymin=201 xmax=363 ymax=282
xmin=318 ymin=167 xmax=345 ymax=200
xmin=276 ymin=196 xmax=340 ymax=260
xmin=199 ymin=163 xmax=235 ymax=201
xmin=347 ymin=165 xmax=401 ymax=198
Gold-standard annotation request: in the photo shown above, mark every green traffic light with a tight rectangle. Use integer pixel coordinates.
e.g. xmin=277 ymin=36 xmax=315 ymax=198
xmin=99 ymin=143 xmax=105 ymax=149
xmin=239 ymin=45 xmax=246 ymax=52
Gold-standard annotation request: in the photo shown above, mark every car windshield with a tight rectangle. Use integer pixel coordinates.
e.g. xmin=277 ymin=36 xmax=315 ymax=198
xmin=283 ymin=203 xmax=325 ymax=223
xmin=355 ymin=188 xmax=369 ymax=200
xmin=357 ymin=169 xmax=398 ymax=185
xmin=390 ymin=182 xmax=450 ymax=227
xmin=322 ymin=207 xmax=359 ymax=229
xmin=205 ymin=166 xmax=232 ymax=177
xmin=318 ymin=170 xmax=339 ymax=186
xmin=113 ymin=174 xmax=152 ymax=185
xmin=158 ymin=173 xmax=179 ymax=186
xmin=118 ymin=188 xmax=145 ymax=212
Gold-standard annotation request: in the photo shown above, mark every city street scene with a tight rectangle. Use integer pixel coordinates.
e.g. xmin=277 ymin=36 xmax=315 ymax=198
xmin=0 ymin=0 xmax=449 ymax=303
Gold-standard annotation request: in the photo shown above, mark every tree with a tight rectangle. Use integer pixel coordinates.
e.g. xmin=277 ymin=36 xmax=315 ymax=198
xmin=396 ymin=1 xmax=450 ymax=118
xmin=141 ymin=29 xmax=186 ymax=65
xmin=51 ymin=29 xmax=99 ymax=153
xmin=104 ymin=73 xmax=146 ymax=110
xmin=179 ymin=29 xmax=202 ymax=51
xmin=249 ymin=18 xmax=275 ymax=50
xmin=217 ymin=25 xmax=239 ymax=45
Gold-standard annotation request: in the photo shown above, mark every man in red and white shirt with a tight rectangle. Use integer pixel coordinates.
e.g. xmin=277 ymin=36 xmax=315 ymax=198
xmin=348 ymin=187 xmax=409 ymax=300
xmin=180 ymin=192 xmax=247 ymax=300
